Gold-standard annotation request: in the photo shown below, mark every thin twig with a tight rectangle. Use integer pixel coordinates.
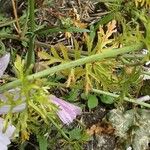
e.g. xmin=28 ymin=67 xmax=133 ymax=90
xmin=11 ymin=0 xmax=21 ymax=34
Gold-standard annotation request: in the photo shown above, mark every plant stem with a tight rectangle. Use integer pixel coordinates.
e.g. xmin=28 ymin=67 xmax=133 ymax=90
xmin=92 ymin=89 xmax=150 ymax=108
xmin=29 ymin=0 xmax=35 ymax=32
xmin=26 ymin=36 xmax=35 ymax=68
xmin=26 ymin=0 xmax=35 ymax=69
xmin=143 ymin=71 xmax=150 ymax=76
xmin=0 ymin=42 xmax=144 ymax=93
xmin=48 ymin=117 xmax=69 ymax=141
xmin=0 ymin=20 xmax=16 ymax=28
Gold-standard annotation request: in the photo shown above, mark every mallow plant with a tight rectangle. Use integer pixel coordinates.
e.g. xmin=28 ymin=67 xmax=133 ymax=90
xmin=0 ymin=53 xmax=82 ymax=149
xmin=0 ymin=53 xmax=16 ymax=150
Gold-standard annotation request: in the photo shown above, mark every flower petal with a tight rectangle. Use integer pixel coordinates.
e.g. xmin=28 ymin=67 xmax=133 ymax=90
xmin=0 ymin=118 xmax=15 ymax=138
xmin=0 ymin=88 xmax=26 ymax=114
xmin=0 ymin=140 xmax=8 ymax=150
xmin=0 ymin=134 xmax=10 ymax=145
xmin=0 ymin=117 xmax=15 ymax=150
xmin=0 ymin=103 xmax=26 ymax=115
xmin=0 ymin=53 xmax=10 ymax=78
xmin=50 ymin=95 xmax=82 ymax=125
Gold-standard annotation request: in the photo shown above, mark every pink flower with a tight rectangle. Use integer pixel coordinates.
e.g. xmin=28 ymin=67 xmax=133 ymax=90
xmin=0 ymin=53 xmax=10 ymax=78
xmin=50 ymin=95 xmax=82 ymax=125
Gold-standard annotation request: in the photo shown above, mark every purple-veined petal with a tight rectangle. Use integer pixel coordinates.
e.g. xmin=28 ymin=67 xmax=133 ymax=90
xmin=0 ymin=118 xmax=15 ymax=138
xmin=50 ymin=95 xmax=82 ymax=125
xmin=0 ymin=117 xmax=15 ymax=150
xmin=0 ymin=88 xmax=22 ymax=102
xmin=0 ymin=103 xmax=26 ymax=115
xmin=0 ymin=88 xmax=26 ymax=114
xmin=0 ymin=53 xmax=10 ymax=78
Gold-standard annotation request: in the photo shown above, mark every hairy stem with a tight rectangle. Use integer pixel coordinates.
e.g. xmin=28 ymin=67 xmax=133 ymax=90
xmin=0 ymin=42 xmax=144 ymax=93
xmin=26 ymin=0 xmax=35 ymax=69
xmin=92 ymin=89 xmax=150 ymax=108
xmin=48 ymin=117 xmax=69 ymax=141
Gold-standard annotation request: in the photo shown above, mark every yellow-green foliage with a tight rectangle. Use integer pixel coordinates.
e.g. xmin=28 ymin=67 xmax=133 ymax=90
xmin=2 ymin=56 xmax=58 ymax=142
xmin=38 ymin=21 xmax=121 ymax=93
xmin=135 ymin=0 xmax=150 ymax=7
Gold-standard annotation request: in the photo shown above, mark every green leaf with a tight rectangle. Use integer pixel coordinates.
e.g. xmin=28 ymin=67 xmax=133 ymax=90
xmin=81 ymin=93 xmax=87 ymax=100
xmin=101 ymin=95 xmax=114 ymax=104
xmin=74 ymin=39 xmax=81 ymax=60
xmin=65 ymin=89 xmax=80 ymax=102
xmin=94 ymin=12 xmax=114 ymax=31
xmin=51 ymin=46 xmax=61 ymax=59
xmin=21 ymin=41 xmax=28 ymax=47
xmin=14 ymin=55 xmax=24 ymax=78
xmin=59 ymin=43 xmax=69 ymax=60
xmin=34 ymin=26 xmax=89 ymax=35
xmin=88 ymin=94 xmax=98 ymax=109
xmin=34 ymin=27 xmax=63 ymax=35
xmin=38 ymin=51 xmax=51 ymax=60
xmin=69 ymin=128 xmax=82 ymax=140
xmin=0 ymin=40 xmax=5 ymax=55
xmin=37 ymin=135 xmax=48 ymax=150
xmin=67 ymin=27 xmax=90 ymax=33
